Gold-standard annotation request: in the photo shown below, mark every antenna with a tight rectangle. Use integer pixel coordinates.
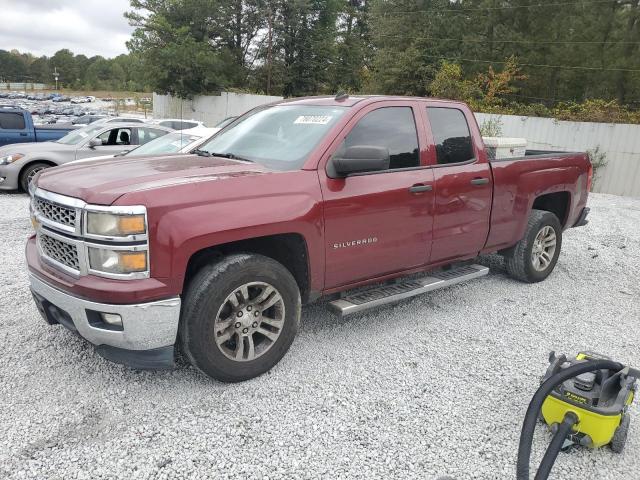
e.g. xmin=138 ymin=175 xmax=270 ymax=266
xmin=335 ymin=92 xmax=349 ymax=102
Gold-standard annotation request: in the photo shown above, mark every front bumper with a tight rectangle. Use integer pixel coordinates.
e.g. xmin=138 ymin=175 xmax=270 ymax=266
xmin=29 ymin=273 xmax=181 ymax=369
xmin=0 ymin=165 xmax=19 ymax=190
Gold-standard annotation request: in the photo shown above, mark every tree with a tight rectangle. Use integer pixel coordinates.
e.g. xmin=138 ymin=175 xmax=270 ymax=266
xmin=126 ymin=0 xmax=264 ymax=97
xmin=0 ymin=50 xmax=28 ymax=82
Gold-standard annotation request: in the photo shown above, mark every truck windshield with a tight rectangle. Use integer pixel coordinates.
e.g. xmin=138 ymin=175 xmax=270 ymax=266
xmin=56 ymin=124 xmax=104 ymax=145
xmin=196 ymin=105 xmax=347 ymax=170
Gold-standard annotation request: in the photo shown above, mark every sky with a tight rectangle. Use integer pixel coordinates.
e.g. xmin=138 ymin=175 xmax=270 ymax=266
xmin=0 ymin=0 xmax=135 ymax=58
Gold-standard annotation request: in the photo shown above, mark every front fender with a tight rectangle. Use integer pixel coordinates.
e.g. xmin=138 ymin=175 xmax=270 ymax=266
xmin=118 ymin=170 xmax=325 ymax=296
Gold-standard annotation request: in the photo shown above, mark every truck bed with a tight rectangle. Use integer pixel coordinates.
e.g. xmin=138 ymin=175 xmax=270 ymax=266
xmin=485 ymin=150 xmax=591 ymax=253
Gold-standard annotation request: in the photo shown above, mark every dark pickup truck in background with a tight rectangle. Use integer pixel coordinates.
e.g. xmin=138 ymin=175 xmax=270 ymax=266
xmin=0 ymin=107 xmax=76 ymax=147
xmin=26 ymin=95 xmax=591 ymax=382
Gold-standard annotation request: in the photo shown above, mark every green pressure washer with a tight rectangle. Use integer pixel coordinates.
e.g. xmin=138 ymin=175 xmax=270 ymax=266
xmin=516 ymin=351 xmax=638 ymax=480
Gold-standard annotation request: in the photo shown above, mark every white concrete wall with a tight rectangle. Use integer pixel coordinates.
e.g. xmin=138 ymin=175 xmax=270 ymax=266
xmin=153 ymin=92 xmax=283 ymax=128
xmin=0 ymin=82 xmax=47 ymax=90
xmin=475 ymin=113 xmax=640 ymax=197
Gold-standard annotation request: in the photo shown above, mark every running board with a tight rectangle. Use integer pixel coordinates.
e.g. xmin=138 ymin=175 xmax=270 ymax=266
xmin=328 ymin=264 xmax=489 ymax=316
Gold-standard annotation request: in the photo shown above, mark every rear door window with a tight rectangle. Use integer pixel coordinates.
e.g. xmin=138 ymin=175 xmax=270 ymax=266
xmin=426 ymin=107 xmax=474 ymax=165
xmin=0 ymin=112 xmax=26 ymax=130
xmin=338 ymin=107 xmax=420 ymax=170
xmin=137 ymin=127 xmax=168 ymax=145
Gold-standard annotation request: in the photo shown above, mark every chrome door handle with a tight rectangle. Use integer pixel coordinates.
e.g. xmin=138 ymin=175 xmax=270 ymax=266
xmin=470 ymin=177 xmax=489 ymax=186
xmin=409 ymin=184 xmax=433 ymax=193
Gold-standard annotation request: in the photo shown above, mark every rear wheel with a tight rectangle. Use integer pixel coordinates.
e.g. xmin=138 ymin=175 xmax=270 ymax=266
xmin=20 ymin=162 xmax=50 ymax=192
xmin=611 ymin=413 xmax=630 ymax=453
xmin=504 ymin=209 xmax=562 ymax=283
xmin=179 ymin=253 xmax=301 ymax=382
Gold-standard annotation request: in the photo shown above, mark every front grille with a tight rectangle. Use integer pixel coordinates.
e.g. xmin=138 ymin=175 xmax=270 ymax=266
xmin=34 ymin=197 xmax=77 ymax=229
xmin=39 ymin=233 xmax=80 ymax=272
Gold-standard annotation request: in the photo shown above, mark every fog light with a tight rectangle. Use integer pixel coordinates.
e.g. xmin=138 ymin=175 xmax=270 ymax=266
xmin=100 ymin=313 xmax=122 ymax=327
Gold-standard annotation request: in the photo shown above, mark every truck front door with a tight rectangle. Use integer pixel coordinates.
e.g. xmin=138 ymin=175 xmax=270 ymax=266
xmin=423 ymin=105 xmax=492 ymax=263
xmin=320 ymin=102 xmax=435 ymax=289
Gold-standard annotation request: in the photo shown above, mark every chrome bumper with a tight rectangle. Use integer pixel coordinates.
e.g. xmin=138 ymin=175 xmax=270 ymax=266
xmin=29 ymin=273 xmax=181 ymax=357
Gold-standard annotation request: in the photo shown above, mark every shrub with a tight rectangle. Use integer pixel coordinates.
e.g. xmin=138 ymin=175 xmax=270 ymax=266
xmin=586 ymin=146 xmax=609 ymax=190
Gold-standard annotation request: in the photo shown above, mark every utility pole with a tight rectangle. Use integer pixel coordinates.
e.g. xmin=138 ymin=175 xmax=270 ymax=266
xmin=266 ymin=8 xmax=273 ymax=96
xmin=53 ymin=67 xmax=59 ymax=90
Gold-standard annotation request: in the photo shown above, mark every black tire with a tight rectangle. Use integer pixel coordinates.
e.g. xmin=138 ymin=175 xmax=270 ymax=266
xmin=179 ymin=253 xmax=301 ymax=382
xmin=610 ymin=413 xmax=630 ymax=453
xmin=504 ymin=209 xmax=562 ymax=283
xmin=20 ymin=162 xmax=50 ymax=192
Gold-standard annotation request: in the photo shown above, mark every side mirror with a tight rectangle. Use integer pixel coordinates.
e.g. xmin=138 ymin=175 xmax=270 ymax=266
xmin=88 ymin=138 xmax=102 ymax=148
xmin=330 ymin=146 xmax=390 ymax=177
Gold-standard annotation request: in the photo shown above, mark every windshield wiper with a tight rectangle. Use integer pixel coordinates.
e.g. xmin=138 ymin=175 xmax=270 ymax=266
xmin=195 ymin=150 xmax=254 ymax=163
xmin=193 ymin=148 xmax=212 ymax=157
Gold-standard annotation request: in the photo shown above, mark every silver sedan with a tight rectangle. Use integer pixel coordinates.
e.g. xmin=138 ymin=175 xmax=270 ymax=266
xmin=0 ymin=122 xmax=173 ymax=191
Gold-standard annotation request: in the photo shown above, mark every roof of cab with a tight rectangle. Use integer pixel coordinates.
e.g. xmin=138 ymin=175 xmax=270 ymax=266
xmin=273 ymin=95 xmax=466 ymax=108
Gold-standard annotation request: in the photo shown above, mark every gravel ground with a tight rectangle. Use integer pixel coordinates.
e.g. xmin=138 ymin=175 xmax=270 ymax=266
xmin=1 ymin=191 xmax=638 ymax=480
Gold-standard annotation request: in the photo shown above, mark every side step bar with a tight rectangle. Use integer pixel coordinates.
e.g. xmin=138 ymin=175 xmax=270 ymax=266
xmin=328 ymin=264 xmax=489 ymax=316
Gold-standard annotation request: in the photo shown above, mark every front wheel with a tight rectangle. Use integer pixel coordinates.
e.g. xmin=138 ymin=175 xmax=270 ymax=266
xmin=179 ymin=253 xmax=301 ymax=382
xmin=504 ymin=209 xmax=562 ymax=283
xmin=20 ymin=162 xmax=51 ymax=192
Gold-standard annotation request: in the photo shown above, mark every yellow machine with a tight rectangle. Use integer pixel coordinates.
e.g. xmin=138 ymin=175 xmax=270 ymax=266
xmin=540 ymin=352 xmax=636 ymax=452
xmin=517 ymin=352 xmax=637 ymax=479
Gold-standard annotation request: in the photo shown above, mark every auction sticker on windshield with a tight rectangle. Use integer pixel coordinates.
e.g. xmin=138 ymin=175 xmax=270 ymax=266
xmin=294 ymin=115 xmax=332 ymax=125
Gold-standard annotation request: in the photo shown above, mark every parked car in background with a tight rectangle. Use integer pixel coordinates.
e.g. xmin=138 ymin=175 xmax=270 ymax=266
xmin=92 ymin=117 xmax=146 ymax=125
xmin=68 ymin=127 xmax=220 ymax=165
xmin=149 ymin=118 xmax=205 ymax=130
xmin=72 ymin=115 xmax=107 ymax=126
xmin=25 ymin=95 xmax=591 ymax=381
xmin=0 ymin=107 xmax=77 ymax=148
xmin=0 ymin=122 xmax=172 ymax=191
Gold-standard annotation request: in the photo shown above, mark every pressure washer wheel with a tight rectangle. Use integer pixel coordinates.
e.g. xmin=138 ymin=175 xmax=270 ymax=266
xmin=610 ymin=413 xmax=630 ymax=453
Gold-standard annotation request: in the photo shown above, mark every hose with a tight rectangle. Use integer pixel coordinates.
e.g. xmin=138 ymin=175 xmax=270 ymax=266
xmin=534 ymin=411 xmax=578 ymax=480
xmin=516 ymin=359 xmax=623 ymax=480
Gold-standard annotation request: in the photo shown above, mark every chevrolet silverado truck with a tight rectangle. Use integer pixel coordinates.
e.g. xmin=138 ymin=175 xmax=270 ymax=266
xmin=26 ymin=95 xmax=591 ymax=382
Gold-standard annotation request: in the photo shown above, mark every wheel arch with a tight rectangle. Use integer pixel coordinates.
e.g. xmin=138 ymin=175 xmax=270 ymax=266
xmin=531 ymin=191 xmax=571 ymax=228
xmin=183 ymin=233 xmax=313 ymax=304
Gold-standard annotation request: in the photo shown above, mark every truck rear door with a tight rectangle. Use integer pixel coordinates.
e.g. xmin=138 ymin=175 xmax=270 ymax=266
xmin=319 ymin=101 xmax=435 ymax=289
xmin=421 ymin=105 xmax=492 ymax=263
xmin=0 ymin=111 xmax=33 ymax=146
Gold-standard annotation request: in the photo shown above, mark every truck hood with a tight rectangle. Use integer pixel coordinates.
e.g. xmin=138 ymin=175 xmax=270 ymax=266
xmin=0 ymin=141 xmax=73 ymax=156
xmin=35 ymin=154 xmax=271 ymax=205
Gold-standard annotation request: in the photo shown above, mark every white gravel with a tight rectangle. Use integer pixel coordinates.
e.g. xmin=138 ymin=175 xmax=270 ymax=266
xmin=1 ymin=191 xmax=638 ymax=479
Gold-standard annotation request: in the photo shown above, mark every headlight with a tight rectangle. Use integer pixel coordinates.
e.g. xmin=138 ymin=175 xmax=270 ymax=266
xmin=0 ymin=153 xmax=24 ymax=165
xmin=86 ymin=212 xmax=146 ymax=237
xmin=88 ymin=248 xmax=147 ymax=274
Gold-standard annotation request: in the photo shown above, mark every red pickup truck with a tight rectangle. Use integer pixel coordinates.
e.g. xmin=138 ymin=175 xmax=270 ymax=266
xmin=26 ymin=95 xmax=591 ymax=382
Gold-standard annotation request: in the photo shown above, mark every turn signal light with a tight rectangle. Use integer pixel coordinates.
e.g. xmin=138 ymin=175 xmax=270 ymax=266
xmin=120 ymin=252 xmax=147 ymax=271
